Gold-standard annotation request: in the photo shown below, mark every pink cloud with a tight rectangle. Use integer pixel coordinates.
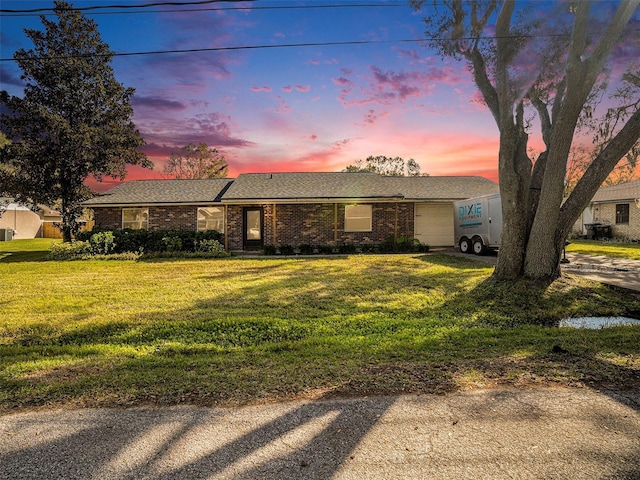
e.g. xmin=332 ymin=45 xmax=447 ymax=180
xmin=362 ymin=109 xmax=390 ymax=126
xmin=275 ymin=98 xmax=292 ymax=114
xmin=135 ymin=112 xmax=253 ymax=156
xmin=251 ymin=86 xmax=272 ymax=92
xmin=332 ymin=77 xmax=353 ymax=87
xmin=308 ymin=59 xmax=320 ymax=65
xmin=395 ymin=48 xmax=427 ymax=65
xmin=370 ymin=66 xmax=430 ymax=101
xmin=282 ymin=86 xmax=293 ymax=92
xmin=296 ymin=85 xmax=311 ymax=92
xmin=131 ymin=96 xmax=187 ymax=112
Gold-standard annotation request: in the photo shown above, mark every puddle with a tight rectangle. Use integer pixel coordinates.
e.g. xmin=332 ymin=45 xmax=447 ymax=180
xmin=559 ymin=316 xmax=640 ymax=329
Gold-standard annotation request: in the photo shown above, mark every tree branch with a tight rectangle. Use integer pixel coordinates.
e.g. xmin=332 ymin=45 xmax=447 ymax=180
xmin=560 ymin=107 xmax=640 ymax=234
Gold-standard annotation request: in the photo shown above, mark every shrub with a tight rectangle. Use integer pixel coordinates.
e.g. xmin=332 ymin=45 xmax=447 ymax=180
xmin=196 ymin=239 xmax=227 ymax=256
xmin=317 ymin=245 xmax=334 ymax=254
xmin=278 ymin=245 xmax=295 ymax=255
xmin=338 ymin=244 xmax=357 ymax=254
xmin=162 ymin=235 xmax=183 ymax=253
xmin=360 ymin=243 xmax=376 ymax=254
xmin=263 ymin=244 xmax=277 ymax=255
xmin=78 ymin=229 xmax=223 ymax=254
xmin=89 ymin=231 xmax=115 ymax=255
xmin=298 ymin=244 xmax=314 ymax=255
xmin=414 ymin=241 xmax=430 ymax=253
xmin=48 ymin=241 xmax=91 ymax=260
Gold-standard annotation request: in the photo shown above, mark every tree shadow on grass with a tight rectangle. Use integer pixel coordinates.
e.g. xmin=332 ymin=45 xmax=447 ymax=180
xmin=0 ymin=250 xmax=50 ymax=263
xmin=1 ymin=252 xmax=639 ymax=480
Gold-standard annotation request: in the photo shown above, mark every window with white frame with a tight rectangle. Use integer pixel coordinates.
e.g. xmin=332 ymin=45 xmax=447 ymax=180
xmin=197 ymin=206 xmax=225 ymax=232
xmin=344 ymin=204 xmax=372 ymax=232
xmin=122 ymin=208 xmax=149 ymax=229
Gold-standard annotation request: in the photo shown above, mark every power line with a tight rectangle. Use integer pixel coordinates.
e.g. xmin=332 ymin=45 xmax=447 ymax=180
xmin=0 ymin=0 xmax=252 ymax=14
xmin=1 ymin=2 xmax=408 ymax=17
xmin=0 ymin=38 xmax=424 ymax=62
xmin=9 ymin=28 xmax=634 ymax=63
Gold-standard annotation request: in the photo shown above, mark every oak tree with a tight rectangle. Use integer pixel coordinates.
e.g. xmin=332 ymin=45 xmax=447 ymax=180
xmin=411 ymin=0 xmax=640 ymax=279
xmin=0 ymin=1 xmax=151 ymax=241
xmin=163 ymin=143 xmax=229 ymax=179
xmin=344 ymin=156 xmax=427 ymax=176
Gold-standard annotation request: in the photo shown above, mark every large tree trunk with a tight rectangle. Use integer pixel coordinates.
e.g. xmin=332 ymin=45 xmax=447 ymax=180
xmin=494 ymin=129 xmax=531 ymax=279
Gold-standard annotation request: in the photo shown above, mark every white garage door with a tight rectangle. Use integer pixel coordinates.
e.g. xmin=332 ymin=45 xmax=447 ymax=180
xmin=414 ymin=203 xmax=454 ymax=246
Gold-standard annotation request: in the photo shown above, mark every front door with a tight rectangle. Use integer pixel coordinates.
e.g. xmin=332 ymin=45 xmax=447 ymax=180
xmin=243 ymin=207 xmax=264 ymax=250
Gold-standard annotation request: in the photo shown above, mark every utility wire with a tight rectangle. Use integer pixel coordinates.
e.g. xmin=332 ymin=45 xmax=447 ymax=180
xmin=2 ymin=3 xmax=409 ymax=17
xmin=0 ymin=0 xmax=253 ymax=14
xmin=0 ymin=38 xmax=424 ymax=62
xmin=8 ymin=29 xmax=631 ymax=63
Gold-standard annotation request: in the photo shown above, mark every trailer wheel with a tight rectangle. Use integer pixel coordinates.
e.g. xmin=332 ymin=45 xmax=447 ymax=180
xmin=472 ymin=237 xmax=486 ymax=255
xmin=459 ymin=237 xmax=471 ymax=253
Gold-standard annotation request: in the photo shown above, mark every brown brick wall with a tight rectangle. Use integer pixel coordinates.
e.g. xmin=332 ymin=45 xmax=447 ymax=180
xmin=226 ymin=202 xmax=414 ymax=250
xmin=93 ymin=202 xmax=416 ymax=250
xmin=93 ymin=207 xmax=122 ymax=230
xmin=92 ymin=206 xmax=226 ymax=245
xmin=149 ymin=205 xmax=196 ymax=230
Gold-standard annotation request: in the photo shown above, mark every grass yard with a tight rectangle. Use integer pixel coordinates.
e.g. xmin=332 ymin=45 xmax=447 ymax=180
xmin=567 ymin=239 xmax=640 ymax=259
xmin=1 ymin=239 xmax=639 ymax=411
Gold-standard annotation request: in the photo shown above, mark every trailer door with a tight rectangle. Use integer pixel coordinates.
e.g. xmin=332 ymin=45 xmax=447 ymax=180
xmin=488 ymin=195 xmax=502 ymax=246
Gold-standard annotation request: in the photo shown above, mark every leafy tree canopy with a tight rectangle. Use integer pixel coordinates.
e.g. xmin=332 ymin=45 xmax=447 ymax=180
xmin=0 ymin=0 xmax=151 ymax=241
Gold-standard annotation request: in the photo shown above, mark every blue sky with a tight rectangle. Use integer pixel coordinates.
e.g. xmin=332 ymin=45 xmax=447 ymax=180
xmin=1 ymin=1 xmax=637 ymax=190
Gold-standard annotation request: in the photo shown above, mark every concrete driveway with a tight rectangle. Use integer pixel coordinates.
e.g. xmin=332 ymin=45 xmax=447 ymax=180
xmin=435 ymin=248 xmax=640 ymax=292
xmin=1 ymin=388 xmax=639 ymax=480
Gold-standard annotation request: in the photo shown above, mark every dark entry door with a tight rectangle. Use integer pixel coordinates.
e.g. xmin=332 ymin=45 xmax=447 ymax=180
xmin=243 ymin=207 xmax=264 ymax=250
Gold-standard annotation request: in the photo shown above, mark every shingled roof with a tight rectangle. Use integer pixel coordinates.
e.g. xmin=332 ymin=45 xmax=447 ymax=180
xmin=221 ymin=172 xmax=498 ymax=202
xmin=591 ymin=180 xmax=640 ymax=204
xmin=83 ymin=179 xmax=233 ymax=206
xmin=84 ymin=173 xmax=498 ymax=206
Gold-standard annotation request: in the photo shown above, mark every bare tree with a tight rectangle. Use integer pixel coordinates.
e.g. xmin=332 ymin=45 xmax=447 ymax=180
xmin=163 ymin=143 xmax=229 ymax=179
xmin=411 ymin=0 xmax=640 ymax=279
xmin=344 ymin=156 xmax=427 ymax=176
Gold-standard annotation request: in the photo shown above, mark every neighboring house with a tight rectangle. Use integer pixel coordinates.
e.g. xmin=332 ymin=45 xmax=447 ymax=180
xmin=84 ymin=172 xmax=498 ymax=251
xmin=0 ymin=200 xmax=62 ymax=239
xmin=574 ymin=179 xmax=640 ymax=240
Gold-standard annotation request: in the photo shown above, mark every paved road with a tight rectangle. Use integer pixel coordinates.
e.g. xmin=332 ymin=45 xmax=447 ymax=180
xmin=1 ymin=388 xmax=639 ymax=480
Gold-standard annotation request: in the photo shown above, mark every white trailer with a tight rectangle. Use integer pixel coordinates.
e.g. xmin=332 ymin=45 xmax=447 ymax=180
xmin=453 ymin=193 xmax=502 ymax=255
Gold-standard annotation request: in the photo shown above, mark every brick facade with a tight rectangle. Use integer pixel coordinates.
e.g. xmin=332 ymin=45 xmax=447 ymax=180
xmin=92 ymin=202 xmax=416 ymax=251
xmin=226 ymin=202 xmax=414 ymax=250
xmin=93 ymin=205 xmax=226 ymax=245
xmin=593 ymin=202 xmax=640 ymax=240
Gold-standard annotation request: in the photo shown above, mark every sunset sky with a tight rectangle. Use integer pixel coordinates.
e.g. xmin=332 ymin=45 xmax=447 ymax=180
xmin=1 ymin=1 xmax=637 ymax=191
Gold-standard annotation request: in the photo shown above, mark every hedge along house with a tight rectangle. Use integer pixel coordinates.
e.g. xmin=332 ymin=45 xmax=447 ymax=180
xmin=84 ymin=172 xmax=498 ymax=251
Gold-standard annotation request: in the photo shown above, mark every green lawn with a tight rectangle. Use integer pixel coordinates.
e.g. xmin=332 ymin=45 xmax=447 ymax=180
xmin=567 ymin=239 xmax=640 ymax=259
xmin=1 ymin=239 xmax=639 ymax=411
